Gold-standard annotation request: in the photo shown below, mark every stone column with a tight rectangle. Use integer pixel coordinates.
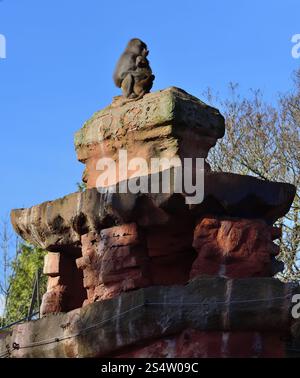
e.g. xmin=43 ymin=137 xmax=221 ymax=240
xmin=8 ymin=88 xmax=297 ymax=357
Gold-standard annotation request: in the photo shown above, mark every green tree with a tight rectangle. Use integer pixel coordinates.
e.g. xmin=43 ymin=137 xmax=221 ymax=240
xmin=4 ymin=243 xmax=47 ymax=324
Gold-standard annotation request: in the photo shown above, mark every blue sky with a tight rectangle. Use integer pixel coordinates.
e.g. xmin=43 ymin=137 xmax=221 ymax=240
xmin=0 ymin=0 xmax=299 ymax=226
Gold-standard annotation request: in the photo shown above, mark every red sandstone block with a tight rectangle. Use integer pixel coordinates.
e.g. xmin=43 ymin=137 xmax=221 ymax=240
xmin=176 ymin=330 xmax=223 ymax=358
xmin=81 ymin=232 xmax=99 ymax=257
xmin=223 ymin=332 xmax=285 ymax=358
xmin=82 ymin=298 xmax=92 ymax=307
xmin=260 ymin=333 xmax=285 ymax=358
xmin=101 ymin=267 xmax=146 ymax=285
xmin=193 ymin=219 xmax=220 ymax=247
xmin=149 ymin=253 xmax=194 ymax=285
xmin=84 ymin=288 xmax=96 ymax=303
xmin=114 ymin=330 xmax=285 ymax=358
xmin=146 ymin=227 xmax=192 ymax=257
xmin=84 ymin=272 xmax=151 ymax=303
xmin=224 ymin=332 xmax=255 ymax=358
xmin=46 ymin=276 xmax=61 ymax=291
xmin=100 ymin=223 xmax=139 ymax=249
xmin=82 ymin=247 xmax=96 ymax=258
xmin=81 ymin=232 xmax=99 ymax=246
xmin=40 ymin=287 xmax=65 ymax=315
xmin=115 ymin=330 xmax=223 ymax=358
xmin=191 ymin=217 xmax=278 ymax=279
xmin=76 ymin=255 xmax=91 ymax=270
xmin=43 ymin=252 xmax=60 ymax=277
xmin=190 ymin=258 xmax=219 ymax=278
xmin=101 ymin=245 xmax=147 ymax=276
xmin=83 ymin=268 xmax=101 ymax=289
xmin=93 ymin=283 xmax=124 ymax=301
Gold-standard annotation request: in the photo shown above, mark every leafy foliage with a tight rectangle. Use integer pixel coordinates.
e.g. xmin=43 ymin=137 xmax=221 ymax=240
xmin=4 ymin=243 xmax=46 ymax=324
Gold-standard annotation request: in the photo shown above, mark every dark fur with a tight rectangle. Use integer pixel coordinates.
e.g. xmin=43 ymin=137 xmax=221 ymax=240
xmin=113 ymin=38 xmax=155 ymax=99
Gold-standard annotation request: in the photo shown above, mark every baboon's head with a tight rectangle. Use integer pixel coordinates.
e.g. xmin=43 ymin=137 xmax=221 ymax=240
xmin=126 ymin=38 xmax=148 ymax=57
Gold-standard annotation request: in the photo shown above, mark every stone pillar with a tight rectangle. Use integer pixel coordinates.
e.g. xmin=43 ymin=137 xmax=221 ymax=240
xmin=40 ymin=252 xmax=64 ymax=315
xmin=8 ymin=88 xmax=297 ymax=358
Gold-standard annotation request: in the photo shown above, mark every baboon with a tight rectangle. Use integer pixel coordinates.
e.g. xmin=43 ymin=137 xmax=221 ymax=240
xmin=113 ymin=38 xmax=155 ymax=100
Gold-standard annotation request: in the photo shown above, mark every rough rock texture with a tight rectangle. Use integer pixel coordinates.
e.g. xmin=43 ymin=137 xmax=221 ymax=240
xmin=10 ymin=173 xmax=295 ymax=252
xmin=191 ymin=217 xmax=282 ymax=278
xmin=72 ymin=218 xmax=283 ymax=307
xmin=0 ymin=277 xmax=294 ymax=358
xmin=77 ymin=220 xmax=195 ymax=304
xmin=115 ymin=330 xmax=285 ymax=358
xmin=77 ymin=225 xmax=150 ymax=304
xmin=74 ymin=87 xmax=225 ymax=187
xmin=11 ymin=181 xmax=294 ymax=311
xmin=7 ymin=88 xmax=298 ymax=358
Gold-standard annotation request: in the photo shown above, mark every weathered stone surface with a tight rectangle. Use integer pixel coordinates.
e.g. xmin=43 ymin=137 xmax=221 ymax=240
xmin=115 ymin=330 xmax=285 ymax=358
xmin=146 ymin=215 xmax=193 ymax=257
xmin=7 ymin=84 xmax=298 ymax=358
xmin=77 ymin=226 xmax=150 ymax=304
xmin=10 ymin=172 xmax=296 ymax=252
xmin=10 ymin=168 xmax=295 ymax=317
xmin=191 ymin=217 xmax=282 ymax=279
xmin=40 ymin=287 xmax=66 ymax=315
xmin=74 ymin=87 xmax=225 ymax=187
xmin=43 ymin=252 xmax=60 ymax=277
xmin=47 ymin=276 xmax=61 ymax=291
xmin=75 ymin=88 xmax=225 ymax=148
xmin=75 ymin=220 xmax=194 ymax=306
xmin=0 ymin=277 xmax=294 ymax=358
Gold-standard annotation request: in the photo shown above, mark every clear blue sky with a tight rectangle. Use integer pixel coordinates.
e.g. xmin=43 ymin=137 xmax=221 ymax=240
xmin=0 ymin=0 xmax=299 ymax=222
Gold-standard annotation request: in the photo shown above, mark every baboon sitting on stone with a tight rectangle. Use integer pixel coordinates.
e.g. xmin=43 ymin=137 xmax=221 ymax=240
xmin=113 ymin=38 xmax=155 ymax=100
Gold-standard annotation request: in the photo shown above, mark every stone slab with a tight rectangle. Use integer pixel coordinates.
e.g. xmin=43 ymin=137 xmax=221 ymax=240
xmin=10 ymin=171 xmax=295 ymax=252
xmin=0 ymin=277 xmax=294 ymax=358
